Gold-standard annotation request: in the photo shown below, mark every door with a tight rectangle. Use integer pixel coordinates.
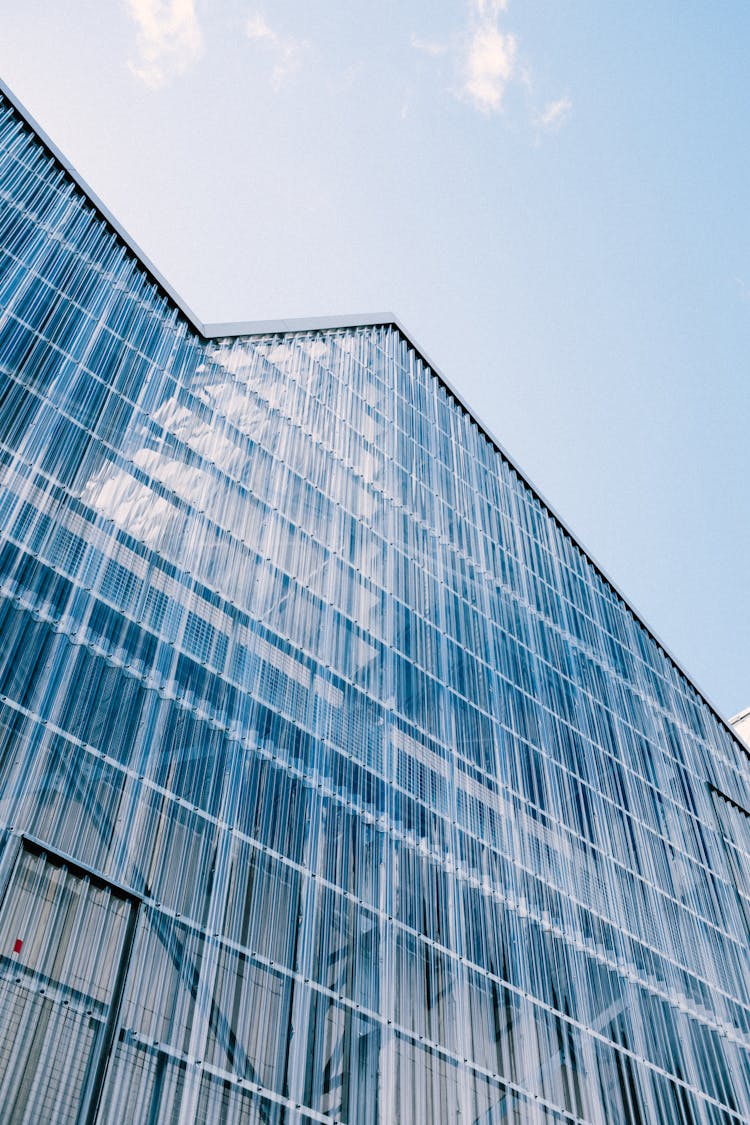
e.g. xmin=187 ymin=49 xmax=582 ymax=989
xmin=0 ymin=842 xmax=135 ymax=1124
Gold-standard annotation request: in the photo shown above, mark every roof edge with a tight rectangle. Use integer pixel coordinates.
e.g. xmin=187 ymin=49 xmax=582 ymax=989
xmin=0 ymin=81 xmax=407 ymax=346
xmin=0 ymin=76 xmax=208 ymax=335
xmin=1 ymin=77 xmax=744 ymax=757
xmin=203 ymin=313 xmax=399 ymax=338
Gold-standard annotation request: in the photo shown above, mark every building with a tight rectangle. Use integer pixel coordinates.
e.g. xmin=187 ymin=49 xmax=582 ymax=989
xmin=1 ymin=78 xmax=750 ymax=1125
xmin=732 ymin=708 xmax=750 ymax=752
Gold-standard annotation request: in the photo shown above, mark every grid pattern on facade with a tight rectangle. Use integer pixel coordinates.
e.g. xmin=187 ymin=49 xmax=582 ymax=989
xmin=1 ymin=88 xmax=750 ymax=1123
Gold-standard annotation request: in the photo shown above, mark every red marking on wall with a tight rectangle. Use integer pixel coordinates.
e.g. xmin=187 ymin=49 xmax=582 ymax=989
xmin=12 ymin=938 xmax=22 ymax=955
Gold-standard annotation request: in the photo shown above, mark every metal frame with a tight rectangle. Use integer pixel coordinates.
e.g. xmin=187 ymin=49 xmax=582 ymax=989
xmin=730 ymin=706 xmax=750 ymax=728
xmin=707 ymin=785 xmax=750 ymax=946
xmin=21 ymin=833 xmax=144 ymax=903
xmin=0 ymin=832 xmax=140 ymax=1125
xmin=0 ymin=75 xmax=743 ymax=759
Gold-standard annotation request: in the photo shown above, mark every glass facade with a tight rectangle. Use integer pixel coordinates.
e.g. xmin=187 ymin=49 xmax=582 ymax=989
xmin=1 ymin=86 xmax=750 ymax=1125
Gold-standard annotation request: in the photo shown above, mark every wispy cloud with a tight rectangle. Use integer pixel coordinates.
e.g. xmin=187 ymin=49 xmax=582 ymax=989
xmin=245 ymin=12 xmax=308 ymax=90
xmin=474 ymin=0 xmax=509 ymax=16
xmin=735 ymin=277 xmax=750 ymax=304
xmin=537 ymin=96 xmax=572 ymax=131
xmin=411 ymin=2 xmax=570 ymax=132
xmin=461 ymin=20 xmax=517 ymax=113
xmin=411 ymin=1 xmax=517 ymax=115
xmin=411 ymin=35 xmax=448 ymax=58
xmin=126 ymin=0 xmax=203 ymax=89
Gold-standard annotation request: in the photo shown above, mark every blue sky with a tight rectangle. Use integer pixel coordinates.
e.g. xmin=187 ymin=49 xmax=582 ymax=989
xmin=2 ymin=1 xmax=749 ymax=719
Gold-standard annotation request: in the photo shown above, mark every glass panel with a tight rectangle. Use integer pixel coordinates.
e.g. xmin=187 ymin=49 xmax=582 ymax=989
xmin=0 ymin=846 xmax=132 ymax=1124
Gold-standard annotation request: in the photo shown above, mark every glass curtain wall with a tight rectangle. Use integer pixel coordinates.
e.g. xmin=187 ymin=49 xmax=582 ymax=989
xmin=1 ymin=88 xmax=750 ymax=1123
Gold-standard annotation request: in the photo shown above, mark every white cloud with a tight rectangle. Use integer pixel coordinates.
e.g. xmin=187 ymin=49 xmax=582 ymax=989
xmin=538 ymin=96 xmax=572 ymax=130
xmin=414 ymin=1 xmax=569 ymax=128
xmin=126 ymin=0 xmax=203 ymax=89
xmin=245 ymin=13 xmax=274 ymax=42
xmin=473 ymin=0 xmax=509 ymax=16
xmin=245 ymin=11 xmax=308 ymax=90
xmin=462 ymin=22 xmax=517 ymax=113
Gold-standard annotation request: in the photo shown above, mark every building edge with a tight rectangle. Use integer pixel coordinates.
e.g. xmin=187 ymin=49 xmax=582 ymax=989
xmin=731 ymin=708 xmax=750 ymax=753
xmin=1 ymin=73 xmax=744 ymax=760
